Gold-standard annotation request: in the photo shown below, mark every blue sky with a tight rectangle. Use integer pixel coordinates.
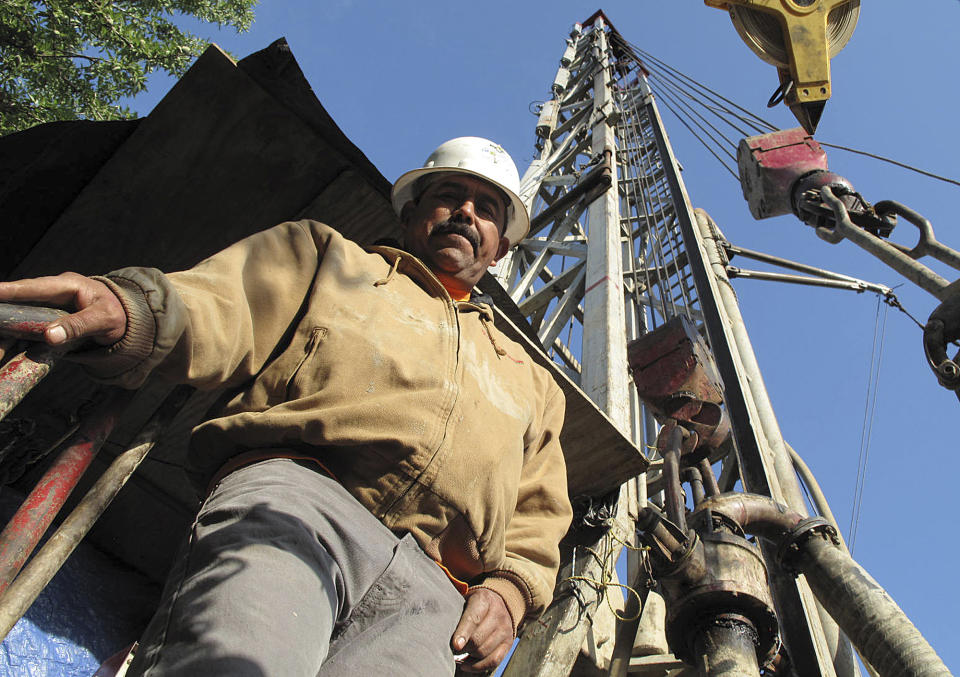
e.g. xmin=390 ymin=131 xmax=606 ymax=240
xmin=128 ymin=2 xmax=960 ymax=670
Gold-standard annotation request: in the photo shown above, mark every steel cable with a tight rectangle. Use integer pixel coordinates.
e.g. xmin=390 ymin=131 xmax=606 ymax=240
xmin=847 ymin=294 xmax=888 ymax=554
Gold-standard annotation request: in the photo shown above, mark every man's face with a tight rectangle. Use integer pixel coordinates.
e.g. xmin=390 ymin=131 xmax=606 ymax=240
xmin=401 ymin=174 xmax=511 ymax=293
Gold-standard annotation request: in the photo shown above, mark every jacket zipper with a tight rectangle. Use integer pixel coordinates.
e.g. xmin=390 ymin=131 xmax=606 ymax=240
xmin=379 ymin=297 xmax=462 ymax=523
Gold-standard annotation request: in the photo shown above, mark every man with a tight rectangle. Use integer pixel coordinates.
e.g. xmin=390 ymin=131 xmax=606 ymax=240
xmin=0 ymin=137 xmax=572 ymax=675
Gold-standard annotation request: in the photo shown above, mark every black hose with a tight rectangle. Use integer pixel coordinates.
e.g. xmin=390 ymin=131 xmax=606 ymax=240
xmin=793 ymin=533 xmax=952 ymax=677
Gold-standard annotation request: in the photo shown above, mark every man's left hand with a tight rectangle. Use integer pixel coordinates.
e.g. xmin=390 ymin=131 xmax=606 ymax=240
xmin=451 ymin=587 xmax=515 ymax=672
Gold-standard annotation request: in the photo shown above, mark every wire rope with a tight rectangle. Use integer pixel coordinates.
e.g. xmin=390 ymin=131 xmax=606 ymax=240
xmin=819 ymin=142 xmax=960 ymax=189
xmin=847 ymin=294 xmax=888 ymax=554
xmin=612 ymin=37 xmax=960 ymax=191
xmin=646 ymin=73 xmax=740 ymax=158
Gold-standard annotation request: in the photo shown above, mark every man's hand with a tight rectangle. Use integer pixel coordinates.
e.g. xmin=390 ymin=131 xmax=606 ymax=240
xmin=451 ymin=587 xmax=515 ymax=672
xmin=0 ymin=273 xmax=126 ymax=346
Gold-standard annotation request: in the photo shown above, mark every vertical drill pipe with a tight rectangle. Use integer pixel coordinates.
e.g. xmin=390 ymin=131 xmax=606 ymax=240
xmin=698 ymin=458 xmax=721 ymax=498
xmin=692 ymin=615 xmax=761 ymax=677
xmin=0 ymin=386 xmax=192 ymax=642
xmin=0 ymin=391 xmax=124 ymax=595
xmin=661 ymin=428 xmax=687 ymax=533
xmin=0 ymin=348 xmax=60 ymax=424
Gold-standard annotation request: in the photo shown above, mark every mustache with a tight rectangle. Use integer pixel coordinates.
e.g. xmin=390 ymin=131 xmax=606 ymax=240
xmin=430 ymin=219 xmax=480 ymax=255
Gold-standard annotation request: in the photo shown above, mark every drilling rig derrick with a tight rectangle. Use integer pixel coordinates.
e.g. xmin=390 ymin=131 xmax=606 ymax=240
xmin=498 ymin=11 xmax=950 ymax=677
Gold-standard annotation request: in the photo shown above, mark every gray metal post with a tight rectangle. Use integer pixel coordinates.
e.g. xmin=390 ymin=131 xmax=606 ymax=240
xmin=580 ymin=17 xmax=631 ymax=431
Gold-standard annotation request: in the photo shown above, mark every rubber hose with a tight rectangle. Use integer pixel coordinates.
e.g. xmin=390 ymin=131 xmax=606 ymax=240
xmin=795 ymin=535 xmax=952 ymax=677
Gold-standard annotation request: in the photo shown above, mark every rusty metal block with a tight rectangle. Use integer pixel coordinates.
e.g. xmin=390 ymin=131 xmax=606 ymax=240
xmin=737 ymin=127 xmax=828 ymax=220
xmin=627 ymin=316 xmax=730 ymax=451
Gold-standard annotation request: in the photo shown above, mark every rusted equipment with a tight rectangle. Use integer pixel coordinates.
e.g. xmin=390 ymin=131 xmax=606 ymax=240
xmin=0 ymin=385 xmax=194 ymax=642
xmin=0 ymin=303 xmax=70 ymax=424
xmin=0 ymin=348 xmax=61 ymax=425
xmin=737 ymin=128 xmax=894 ymax=239
xmin=690 ymin=493 xmax=953 ymax=677
xmin=0 ymin=304 xmax=68 ymax=341
xmin=0 ymin=301 xmax=190 ymax=642
xmin=627 ymin=316 xmax=730 ymax=455
xmin=638 ymin=486 xmax=954 ymax=675
xmin=691 ymin=614 xmax=763 ymax=677
xmin=737 ymin=127 xmax=828 ymax=219
xmin=0 ymin=390 xmax=125 ymax=595
xmin=640 ymin=505 xmax=779 ymax=673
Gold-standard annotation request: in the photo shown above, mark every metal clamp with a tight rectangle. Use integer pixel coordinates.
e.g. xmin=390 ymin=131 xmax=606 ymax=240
xmin=776 ymin=516 xmax=838 ymax=575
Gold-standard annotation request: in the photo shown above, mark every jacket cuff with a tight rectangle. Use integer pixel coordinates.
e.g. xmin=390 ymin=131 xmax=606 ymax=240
xmin=72 ymin=274 xmax=157 ymax=380
xmin=471 ymin=571 xmax=534 ymax=634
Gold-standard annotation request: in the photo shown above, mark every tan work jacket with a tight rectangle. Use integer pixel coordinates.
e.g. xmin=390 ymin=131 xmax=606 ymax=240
xmin=87 ymin=220 xmax=572 ymax=630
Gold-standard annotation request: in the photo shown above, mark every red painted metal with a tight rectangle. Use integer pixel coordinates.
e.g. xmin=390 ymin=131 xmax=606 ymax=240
xmin=0 ymin=303 xmax=70 ymax=423
xmin=0 ymin=349 xmax=59 ymax=424
xmin=0 ymin=391 xmax=124 ymax=595
xmin=627 ymin=316 xmax=731 ymax=455
xmin=737 ymin=127 xmax=828 ymax=220
xmin=0 ymin=304 xmax=67 ymax=341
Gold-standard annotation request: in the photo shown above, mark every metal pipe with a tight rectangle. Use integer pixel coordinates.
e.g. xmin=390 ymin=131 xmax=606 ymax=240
xmin=637 ymin=505 xmax=686 ymax=556
xmin=722 ymin=243 xmax=892 ymax=292
xmin=0 ymin=304 xmax=71 ymax=423
xmin=698 ymin=458 xmax=720 ymax=498
xmin=0 ymin=390 xmax=124 ymax=595
xmin=684 ymin=467 xmax=706 ymax=506
xmin=660 ymin=428 xmax=687 ymax=533
xmin=694 ymin=493 xmax=803 ymax=541
xmin=691 ymin=614 xmax=761 ymax=677
xmin=786 ymin=443 xmax=867 ymax=676
xmin=0 ymin=304 xmax=67 ymax=341
xmin=693 ymin=211 xmax=812 ymax=517
xmin=0 ymin=385 xmax=193 ymax=642
xmin=726 ymin=267 xmax=889 ymax=294
xmin=786 ymin=442 xmax=847 ymax=551
xmin=696 ymin=493 xmax=950 ymax=677
xmin=0 ymin=347 xmax=60 ymax=424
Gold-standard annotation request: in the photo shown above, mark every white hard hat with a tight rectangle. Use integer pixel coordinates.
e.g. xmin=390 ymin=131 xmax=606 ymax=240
xmin=392 ymin=137 xmax=530 ymax=247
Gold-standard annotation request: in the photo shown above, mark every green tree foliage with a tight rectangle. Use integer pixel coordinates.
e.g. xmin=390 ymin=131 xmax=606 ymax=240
xmin=0 ymin=0 xmax=256 ymax=135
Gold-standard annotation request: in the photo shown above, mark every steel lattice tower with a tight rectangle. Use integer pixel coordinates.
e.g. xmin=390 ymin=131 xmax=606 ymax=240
xmin=497 ymin=13 xmax=851 ymax=676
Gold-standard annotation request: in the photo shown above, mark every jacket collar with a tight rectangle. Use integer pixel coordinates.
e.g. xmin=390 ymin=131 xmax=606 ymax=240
xmin=366 ymin=239 xmax=495 ymax=310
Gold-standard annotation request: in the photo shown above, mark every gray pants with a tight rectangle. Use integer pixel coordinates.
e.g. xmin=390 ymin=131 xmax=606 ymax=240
xmin=128 ymin=458 xmax=465 ymax=676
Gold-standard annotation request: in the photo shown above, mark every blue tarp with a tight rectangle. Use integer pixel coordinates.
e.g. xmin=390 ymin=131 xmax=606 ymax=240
xmin=0 ymin=492 xmax=159 ymax=677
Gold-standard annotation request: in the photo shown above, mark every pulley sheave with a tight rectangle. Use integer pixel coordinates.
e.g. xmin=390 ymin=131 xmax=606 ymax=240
xmin=706 ymin=0 xmax=860 ymax=134
xmin=729 ymin=1 xmax=858 ymax=68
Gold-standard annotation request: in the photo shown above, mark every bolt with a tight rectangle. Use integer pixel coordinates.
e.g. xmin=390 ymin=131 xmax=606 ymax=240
xmin=939 ymin=362 xmax=960 ymax=379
